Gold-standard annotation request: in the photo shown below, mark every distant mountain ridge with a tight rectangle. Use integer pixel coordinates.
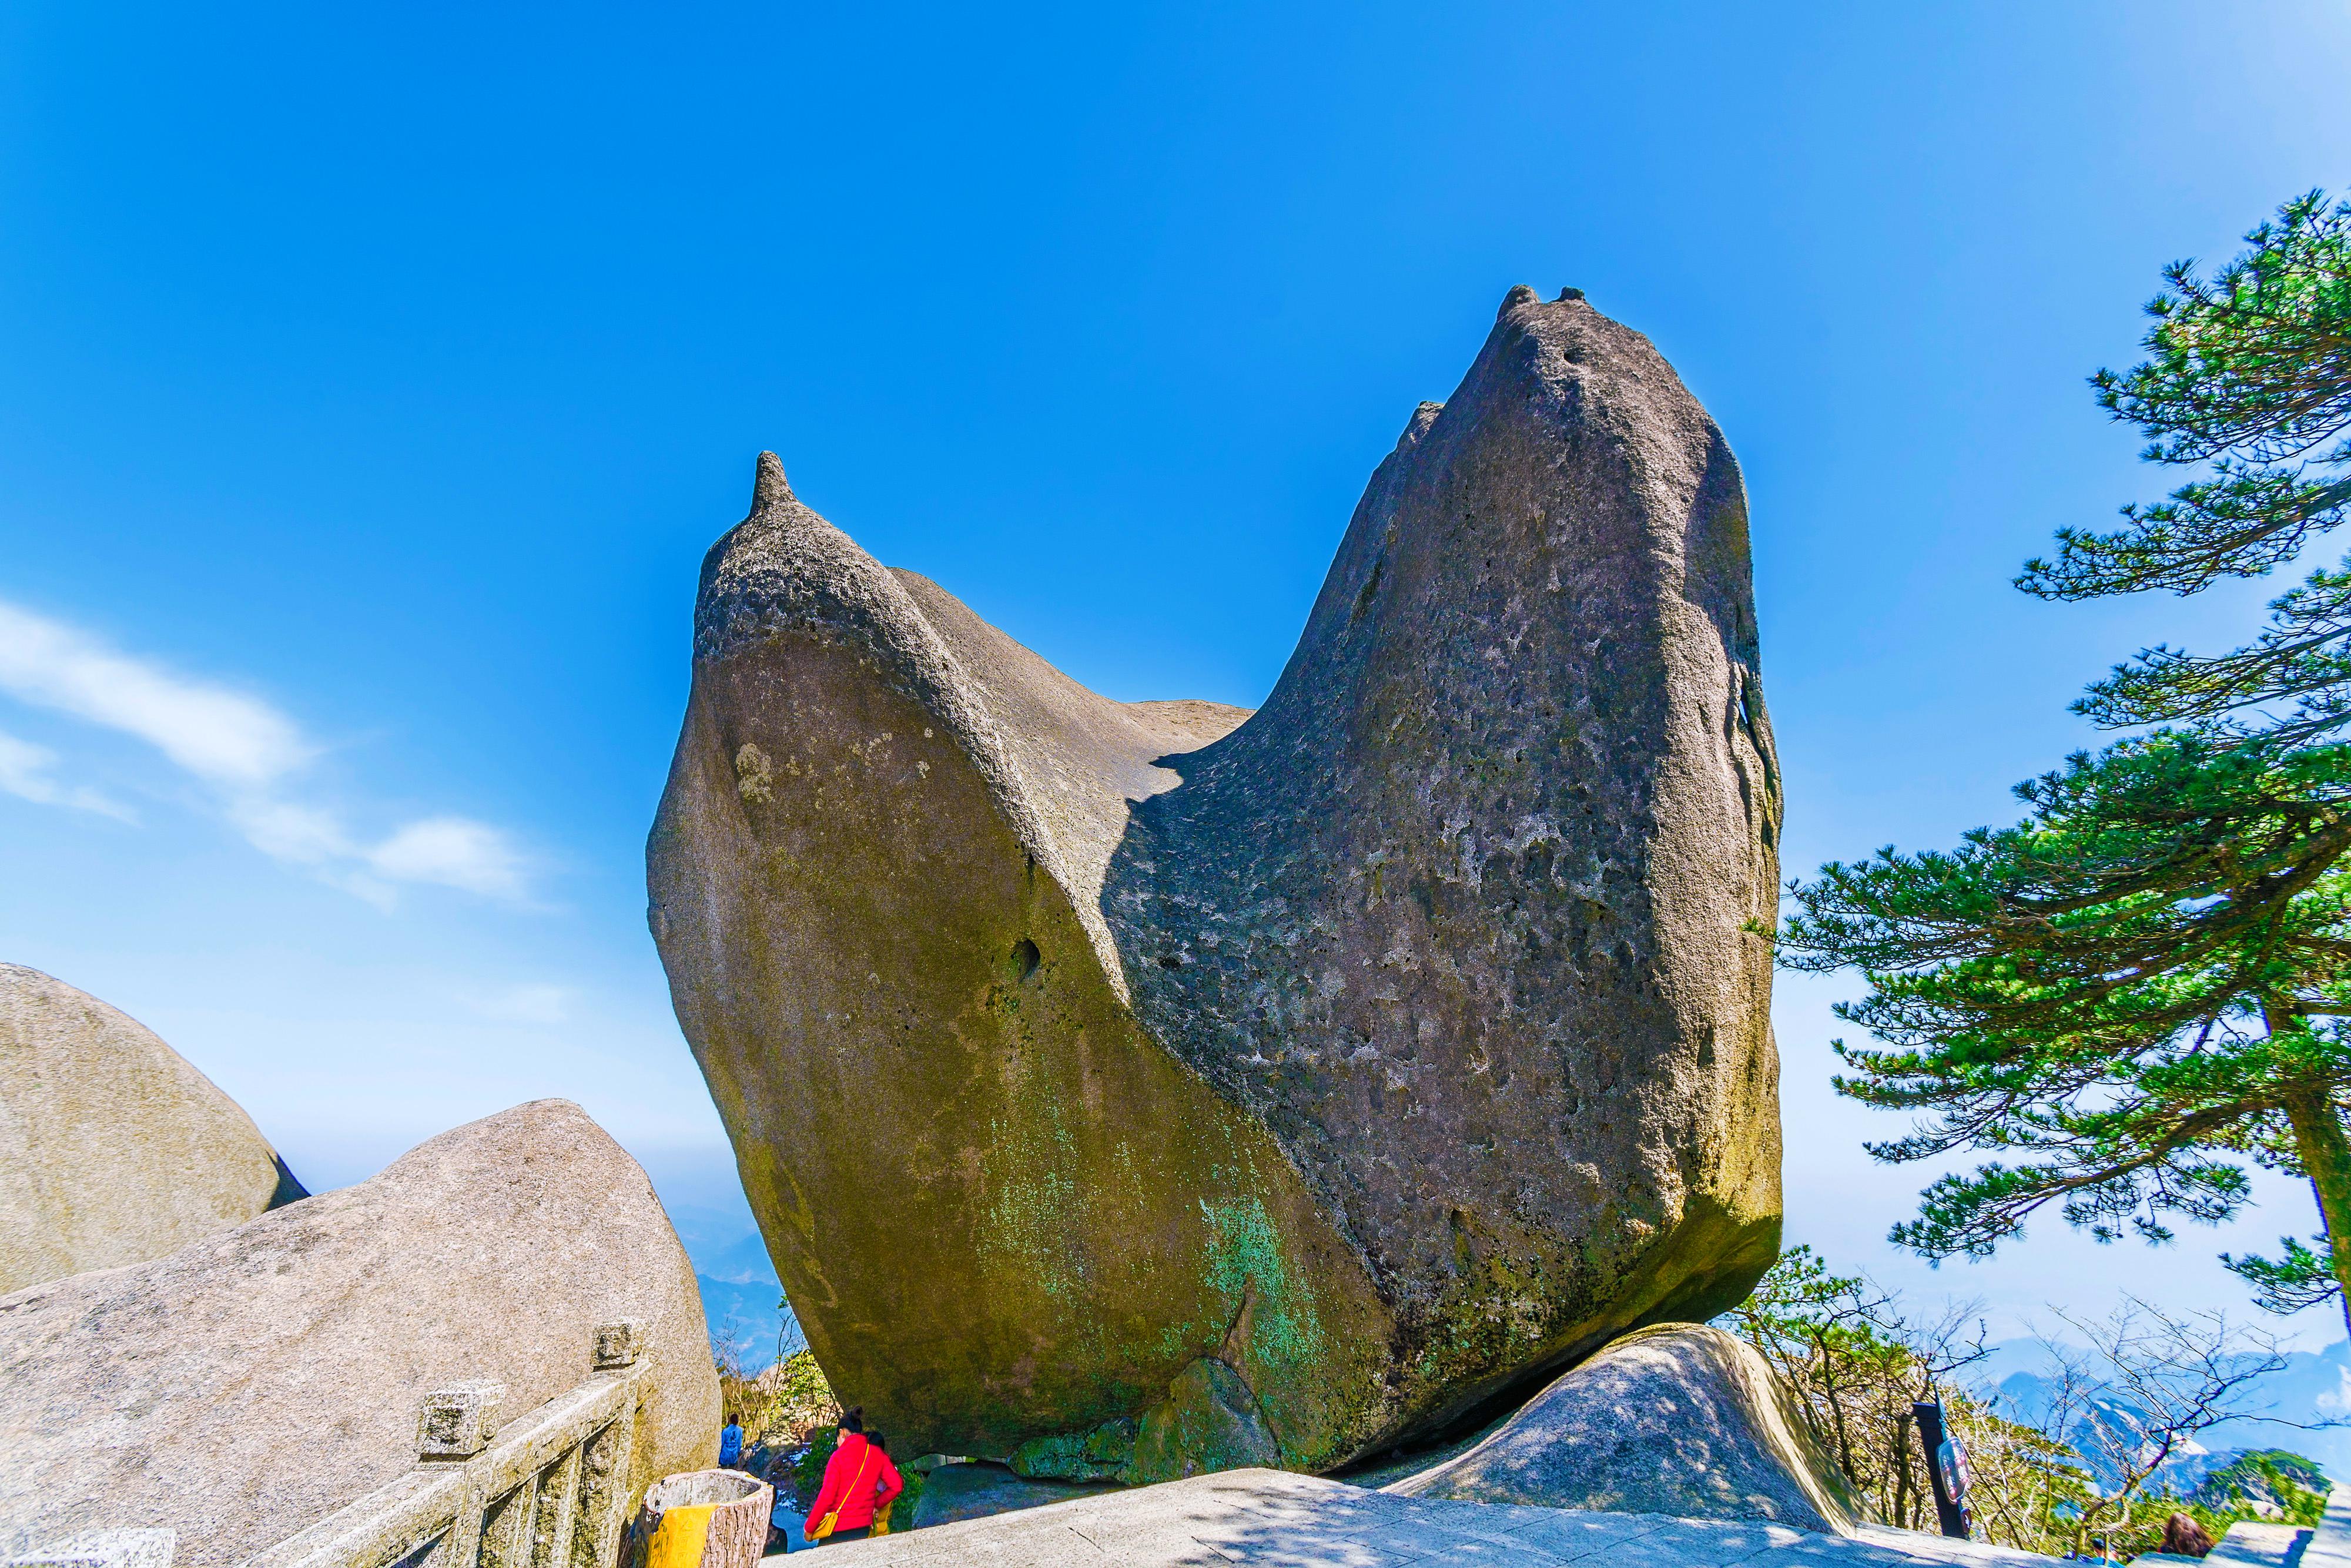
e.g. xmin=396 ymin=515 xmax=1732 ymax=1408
xmin=665 ymin=1202 xmax=796 ymax=1359
xmin=1974 ymin=1338 xmax=2350 ymax=1490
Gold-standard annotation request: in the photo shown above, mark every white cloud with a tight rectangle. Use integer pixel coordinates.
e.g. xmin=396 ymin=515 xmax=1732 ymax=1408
xmin=0 ymin=602 xmax=310 ymax=785
xmin=0 ymin=598 xmax=535 ymax=906
xmin=0 ymin=729 xmax=135 ymax=820
xmin=227 ymin=796 xmax=354 ymax=865
xmin=366 ymin=817 xmax=530 ymax=901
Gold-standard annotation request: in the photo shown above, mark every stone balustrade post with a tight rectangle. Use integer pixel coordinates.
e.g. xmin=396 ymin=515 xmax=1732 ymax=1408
xmin=416 ymin=1379 xmax=506 ymax=1462
xmin=592 ymin=1321 xmax=644 ymax=1371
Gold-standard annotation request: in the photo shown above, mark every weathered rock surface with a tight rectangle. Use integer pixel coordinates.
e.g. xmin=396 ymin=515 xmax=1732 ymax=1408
xmin=0 ymin=963 xmax=305 ymax=1295
xmin=1011 ymin=1416 xmax=1140 ymax=1483
xmin=0 ymin=1100 xmax=719 ymax=1566
xmin=1125 ymin=1359 xmax=1281 ymax=1486
xmin=647 ymin=287 xmax=1783 ymax=1474
xmin=1385 ymin=1324 xmax=1867 ymax=1535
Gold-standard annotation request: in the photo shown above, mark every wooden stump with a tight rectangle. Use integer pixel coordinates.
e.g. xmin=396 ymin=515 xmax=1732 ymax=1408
xmin=631 ymin=1469 xmax=772 ymax=1568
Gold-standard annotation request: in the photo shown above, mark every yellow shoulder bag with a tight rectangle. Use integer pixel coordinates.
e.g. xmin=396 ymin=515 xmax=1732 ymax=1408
xmin=810 ymin=1442 xmax=878 ymax=1542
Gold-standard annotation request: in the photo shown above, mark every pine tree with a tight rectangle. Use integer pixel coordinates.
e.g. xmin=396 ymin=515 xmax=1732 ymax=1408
xmin=2023 ymin=190 xmax=2351 ymax=740
xmin=1791 ymin=192 xmax=2351 ymax=1332
xmin=1780 ymin=731 xmax=2351 ymax=1332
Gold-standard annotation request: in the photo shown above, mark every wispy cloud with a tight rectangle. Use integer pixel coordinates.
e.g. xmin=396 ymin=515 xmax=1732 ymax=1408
xmin=0 ymin=604 xmax=310 ymax=786
xmin=0 ymin=729 xmax=135 ymax=820
xmin=0 ymin=599 xmax=535 ymax=905
xmin=367 ymin=817 xmax=530 ymax=901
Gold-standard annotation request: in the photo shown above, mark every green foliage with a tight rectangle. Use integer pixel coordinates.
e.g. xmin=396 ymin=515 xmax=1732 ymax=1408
xmin=2224 ymin=1234 xmax=2342 ymax=1313
xmin=2023 ymin=190 xmax=2351 ymax=604
xmin=1722 ymin=1247 xmax=2003 ymax=1532
xmin=1792 ymin=164 xmax=2351 ymax=1368
xmin=886 ymin=1463 xmax=925 ymax=1532
xmin=1797 ymin=190 xmax=2351 ymax=1331
xmin=2016 ymin=190 xmax=2351 ymax=743
xmin=1723 ymin=1252 xmax=2319 ymax=1559
xmin=2192 ymin=1448 xmax=2330 ymax=1522
xmin=766 ymin=1348 xmax=838 ymax=1433
xmin=795 ymin=1424 xmax=839 ymax=1506
xmin=1779 ymin=729 xmax=2351 ymax=1284
xmin=1945 ymin=1399 xmax=2096 ymax=1556
xmin=2093 ymin=1451 xmax=2334 ymax=1560
xmin=715 ymin=1341 xmax=839 ymax=1452
xmin=2079 ymin=562 xmax=2351 ymax=743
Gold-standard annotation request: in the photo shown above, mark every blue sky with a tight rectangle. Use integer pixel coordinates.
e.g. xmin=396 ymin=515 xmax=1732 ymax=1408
xmin=5 ymin=1 xmax=2351 ymax=1350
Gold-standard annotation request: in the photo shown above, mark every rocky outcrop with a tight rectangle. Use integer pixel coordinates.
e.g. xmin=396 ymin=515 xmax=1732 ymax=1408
xmin=1386 ymin=1325 xmax=1867 ymax=1535
xmin=0 ymin=1100 xmax=719 ymax=1566
xmin=1124 ymin=1359 xmax=1283 ymax=1486
xmin=647 ymin=287 xmax=1783 ymax=1474
xmin=0 ymin=963 xmax=305 ymax=1295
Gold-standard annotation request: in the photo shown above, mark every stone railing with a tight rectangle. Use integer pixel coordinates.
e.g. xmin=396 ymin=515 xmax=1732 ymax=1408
xmin=8 ymin=1323 xmax=653 ymax=1568
xmin=241 ymin=1322 xmax=654 ymax=1568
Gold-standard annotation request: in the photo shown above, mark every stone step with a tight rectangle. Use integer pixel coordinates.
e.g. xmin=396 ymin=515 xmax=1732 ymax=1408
xmin=2200 ymin=1481 xmax=2351 ymax=1568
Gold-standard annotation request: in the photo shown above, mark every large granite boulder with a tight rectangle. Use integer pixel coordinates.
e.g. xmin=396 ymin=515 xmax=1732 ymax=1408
xmin=0 ymin=1100 xmax=719 ymax=1565
xmin=0 ymin=962 xmax=306 ymax=1295
xmin=647 ymin=286 xmax=1783 ymax=1474
xmin=1386 ymin=1324 xmax=1867 ymax=1535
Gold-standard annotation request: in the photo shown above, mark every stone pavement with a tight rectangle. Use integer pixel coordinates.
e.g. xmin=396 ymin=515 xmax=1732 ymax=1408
xmin=2199 ymin=1481 xmax=2351 ymax=1568
xmin=818 ymin=1468 xmax=2064 ymax=1567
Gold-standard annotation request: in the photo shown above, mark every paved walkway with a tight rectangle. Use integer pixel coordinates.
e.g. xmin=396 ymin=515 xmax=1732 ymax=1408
xmin=2199 ymin=1482 xmax=2351 ymax=1568
xmin=819 ymin=1468 xmax=2065 ymax=1567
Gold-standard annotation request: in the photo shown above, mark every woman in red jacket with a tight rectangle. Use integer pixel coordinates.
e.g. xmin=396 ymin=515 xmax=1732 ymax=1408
xmin=804 ymin=1410 xmax=902 ymax=1546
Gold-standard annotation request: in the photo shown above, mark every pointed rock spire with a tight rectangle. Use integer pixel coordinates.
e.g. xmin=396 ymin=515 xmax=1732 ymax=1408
xmin=751 ymin=450 xmax=793 ymax=515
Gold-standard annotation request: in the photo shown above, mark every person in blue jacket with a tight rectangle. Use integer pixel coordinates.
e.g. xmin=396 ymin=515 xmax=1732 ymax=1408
xmin=719 ymin=1412 xmax=744 ymax=1469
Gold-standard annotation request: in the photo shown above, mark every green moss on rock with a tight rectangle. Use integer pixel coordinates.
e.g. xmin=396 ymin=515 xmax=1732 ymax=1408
xmin=1123 ymin=1359 xmax=1280 ymax=1486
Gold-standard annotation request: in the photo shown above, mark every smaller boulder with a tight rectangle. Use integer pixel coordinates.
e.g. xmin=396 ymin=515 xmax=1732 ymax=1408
xmin=0 ymin=963 xmax=304 ymax=1294
xmin=1123 ymin=1359 xmax=1280 ymax=1486
xmin=0 ymin=1100 xmax=718 ymax=1565
xmin=1385 ymin=1324 xmax=1868 ymax=1536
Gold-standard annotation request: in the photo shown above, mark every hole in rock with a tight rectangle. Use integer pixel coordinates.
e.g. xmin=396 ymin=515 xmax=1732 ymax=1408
xmin=1010 ymin=939 xmax=1041 ymax=981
